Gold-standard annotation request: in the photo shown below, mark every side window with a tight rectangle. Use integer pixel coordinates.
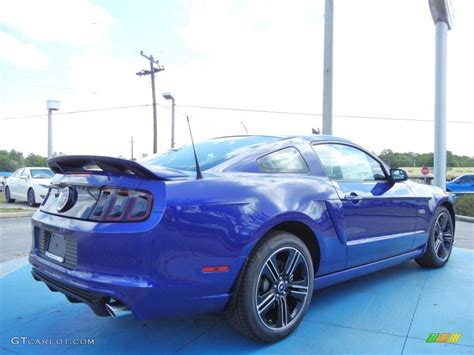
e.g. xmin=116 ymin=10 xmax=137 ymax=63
xmin=459 ymin=175 xmax=473 ymax=183
xmin=14 ymin=169 xmax=23 ymax=178
xmin=257 ymin=147 xmax=309 ymax=173
xmin=20 ymin=170 xmax=29 ymax=178
xmin=313 ymin=144 xmax=386 ymax=181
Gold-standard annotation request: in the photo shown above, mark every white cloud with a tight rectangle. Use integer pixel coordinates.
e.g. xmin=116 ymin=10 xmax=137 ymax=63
xmin=170 ymin=0 xmax=474 ymax=156
xmin=0 ymin=0 xmax=117 ymax=47
xmin=1 ymin=0 xmax=473 ymax=158
xmin=0 ymin=32 xmax=50 ymax=69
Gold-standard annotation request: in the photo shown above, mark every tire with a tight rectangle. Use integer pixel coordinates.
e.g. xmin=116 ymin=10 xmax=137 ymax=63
xmin=227 ymin=231 xmax=314 ymax=342
xmin=416 ymin=206 xmax=454 ymax=268
xmin=27 ymin=188 xmax=37 ymax=207
xmin=5 ymin=186 xmax=15 ymax=203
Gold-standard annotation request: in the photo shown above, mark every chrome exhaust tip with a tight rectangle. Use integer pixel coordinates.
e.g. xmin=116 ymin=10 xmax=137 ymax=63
xmin=105 ymin=299 xmax=132 ymax=319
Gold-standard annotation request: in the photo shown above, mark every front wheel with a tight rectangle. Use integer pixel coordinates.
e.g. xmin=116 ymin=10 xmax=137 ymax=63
xmin=416 ymin=206 xmax=455 ymax=268
xmin=27 ymin=188 xmax=37 ymax=207
xmin=227 ymin=231 xmax=314 ymax=342
xmin=5 ymin=187 xmax=15 ymax=203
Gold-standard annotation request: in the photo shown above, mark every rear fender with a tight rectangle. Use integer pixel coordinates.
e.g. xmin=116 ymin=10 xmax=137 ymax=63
xmin=239 ymin=210 xmax=347 ymax=277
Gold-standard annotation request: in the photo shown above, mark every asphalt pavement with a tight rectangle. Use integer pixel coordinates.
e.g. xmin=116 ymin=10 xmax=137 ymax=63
xmin=0 ymin=217 xmax=32 ymax=262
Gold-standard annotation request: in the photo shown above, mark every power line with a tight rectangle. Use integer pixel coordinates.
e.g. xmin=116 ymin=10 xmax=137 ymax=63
xmin=1 ymin=102 xmax=473 ymax=125
xmin=177 ymin=104 xmax=474 ymax=124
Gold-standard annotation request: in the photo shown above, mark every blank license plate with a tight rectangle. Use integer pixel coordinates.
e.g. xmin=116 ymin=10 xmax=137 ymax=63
xmin=46 ymin=233 xmax=66 ymax=263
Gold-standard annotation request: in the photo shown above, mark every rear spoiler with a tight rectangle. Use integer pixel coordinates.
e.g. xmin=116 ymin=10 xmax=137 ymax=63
xmin=47 ymin=155 xmax=186 ymax=181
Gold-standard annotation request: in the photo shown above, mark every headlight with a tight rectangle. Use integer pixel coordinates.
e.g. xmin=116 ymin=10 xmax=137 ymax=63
xmin=40 ymin=184 xmax=50 ymax=189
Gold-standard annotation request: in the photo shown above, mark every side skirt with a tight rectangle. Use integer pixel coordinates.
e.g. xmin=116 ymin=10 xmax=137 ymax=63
xmin=314 ymin=248 xmax=425 ymax=290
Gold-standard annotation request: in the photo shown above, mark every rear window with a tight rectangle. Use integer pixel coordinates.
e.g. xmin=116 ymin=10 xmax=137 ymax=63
xmin=257 ymin=147 xmax=309 ymax=173
xmin=141 ymin=136 xmax=280 ymax=171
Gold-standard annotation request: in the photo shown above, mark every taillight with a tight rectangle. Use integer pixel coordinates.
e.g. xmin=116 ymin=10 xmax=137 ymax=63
xmin=90 ymin=187 xmax=153 ymax=222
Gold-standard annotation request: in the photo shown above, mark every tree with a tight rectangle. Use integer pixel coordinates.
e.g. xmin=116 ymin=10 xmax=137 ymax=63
xmin=0 ymin=150 xmax=24 ymax=171
xmin=24 ymin=153 xmax=47 ymax=167
xmin=0 ymin=150 xmax=47 ymax=172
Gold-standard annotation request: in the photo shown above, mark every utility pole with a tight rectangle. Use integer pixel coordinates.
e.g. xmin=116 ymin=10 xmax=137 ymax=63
xmin=322 ymin=0 xmax=334 ymax=135
xmin=136 ymin=51 xmax=164 ymax=154
xmin=130 ymin=136 xmax=134 ymax=160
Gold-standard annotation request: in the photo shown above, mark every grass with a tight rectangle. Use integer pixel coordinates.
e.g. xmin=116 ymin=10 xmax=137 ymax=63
xmin=455 ymin=194 xmax=474 ymax=217
xmin=402 ymin=167 xmax=474 ymax=180
xmin=0 ymin=192 xmax=5 ymax=204
xmin=0 ymin=208 xmax=26 ymax=213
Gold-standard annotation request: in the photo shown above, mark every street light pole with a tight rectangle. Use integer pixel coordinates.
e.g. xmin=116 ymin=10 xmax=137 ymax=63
xmin=46 ymin=100 xmax=60 ymax=158
xmin=428 ymin=0 xmax=453 ymax=190
xmin=322 ymin=0 xmax=334 ymax=135
xmin=162 ymin=93 xmax=175 ymax=149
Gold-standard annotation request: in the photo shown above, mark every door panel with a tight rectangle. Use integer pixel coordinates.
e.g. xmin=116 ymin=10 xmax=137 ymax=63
xmin=312 ymin=143 xmax=418 ymax=268
xmin=8 ymin=169 xmax=21 ymax=199
xmin=17 ymin=170 xmax=30 ymax=199
xmin=332 ymin=180 xmax=418 ymax=267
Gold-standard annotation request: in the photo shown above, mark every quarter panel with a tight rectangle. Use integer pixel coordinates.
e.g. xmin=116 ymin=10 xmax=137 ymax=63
xmin=166 ymin=174 xmax=347 ymax=277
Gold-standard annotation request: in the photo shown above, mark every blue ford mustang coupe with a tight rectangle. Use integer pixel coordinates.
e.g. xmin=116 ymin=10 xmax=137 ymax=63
xmin=29 ymin=135 xmax=455 ymax=342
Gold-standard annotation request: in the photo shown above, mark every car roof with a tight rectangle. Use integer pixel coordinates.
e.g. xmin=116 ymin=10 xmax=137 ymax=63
xmin=210 ymin=134 xmax=353 ymax=144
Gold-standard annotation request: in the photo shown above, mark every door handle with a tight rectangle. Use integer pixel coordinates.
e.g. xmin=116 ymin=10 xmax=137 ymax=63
xmin=344 ymin=192 xmax=362 ymax=202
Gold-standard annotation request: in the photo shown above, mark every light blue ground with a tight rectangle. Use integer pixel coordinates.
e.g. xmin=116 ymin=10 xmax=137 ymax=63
xmin=1 ymin=249 xmax=473 ymax=354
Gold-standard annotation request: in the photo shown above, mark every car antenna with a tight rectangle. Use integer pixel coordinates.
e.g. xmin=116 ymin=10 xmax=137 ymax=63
xmin=186 ymin=116 xmax=203 ymax=179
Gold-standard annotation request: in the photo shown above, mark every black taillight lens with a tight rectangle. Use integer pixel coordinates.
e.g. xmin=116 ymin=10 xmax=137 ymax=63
xmin=90 ymin=188 xmax=153 ymax=222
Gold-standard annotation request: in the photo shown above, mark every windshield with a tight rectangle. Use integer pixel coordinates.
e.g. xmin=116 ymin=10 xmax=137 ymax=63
xmin=30 ymin=169 xmax=54 ymax=179
xmin=141 ymin=136 xmax=280 ymax=171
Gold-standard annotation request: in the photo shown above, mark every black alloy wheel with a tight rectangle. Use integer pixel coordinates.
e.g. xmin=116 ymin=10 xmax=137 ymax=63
xmin=416 ymin=206 xmax=455 ymax=268
xmin=227 ymin=231 xmax=314 ymax=342
xmin=255 ymin=246 xmax=310 ymax=330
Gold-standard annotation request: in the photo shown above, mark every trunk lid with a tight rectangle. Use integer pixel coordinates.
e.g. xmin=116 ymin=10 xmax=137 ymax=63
xmin=40 ymin=156 xmax=175 ymax=221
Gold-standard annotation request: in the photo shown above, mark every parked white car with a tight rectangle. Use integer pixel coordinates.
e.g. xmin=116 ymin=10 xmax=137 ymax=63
xmin=4 ymin=167 xmax=54 ymax=206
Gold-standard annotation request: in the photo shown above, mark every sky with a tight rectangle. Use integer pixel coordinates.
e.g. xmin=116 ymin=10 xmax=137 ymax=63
xmin=0 ymin=0 xmax=473 ymax=159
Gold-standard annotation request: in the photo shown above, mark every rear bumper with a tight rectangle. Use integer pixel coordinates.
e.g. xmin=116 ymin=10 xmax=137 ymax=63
xmin=31 ymin=268 xmax=111 ymax=317
xmin=29 ymin=253 xmax=155 ymax=319
xmin=30 ymin=253 xmax=233 ymax=320
xmin=29 ymin=209 xmax=241 ymax=320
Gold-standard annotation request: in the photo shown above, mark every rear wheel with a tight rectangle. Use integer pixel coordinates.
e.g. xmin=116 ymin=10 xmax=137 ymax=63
xmin=416 ymin=206 xmax=454 ymax=268
xmin=227 ymin=231 xmax=314 ymax=342
xmin=27 ymin=188 xmax=37 ymax=207
xmin=5 ymin=187 xmax=15 ymax=203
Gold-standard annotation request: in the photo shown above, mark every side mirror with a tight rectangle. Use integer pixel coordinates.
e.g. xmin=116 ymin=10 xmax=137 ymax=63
xmin=390 ymin=168 xmax=408 ymax=182
xmin=20 ymin=175 xmax=28 ymax=180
